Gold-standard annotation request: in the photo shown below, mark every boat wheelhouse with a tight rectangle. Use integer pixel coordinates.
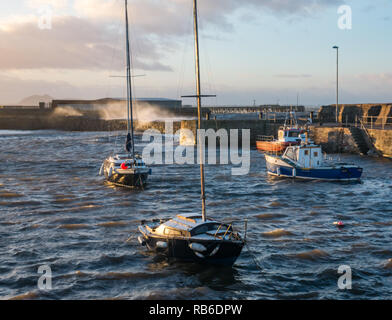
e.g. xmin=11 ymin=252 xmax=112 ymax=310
xmin=265 ymin=140 xmax=363 ymax=181
xmin=256 ymin=126 xmax=303 ymax=153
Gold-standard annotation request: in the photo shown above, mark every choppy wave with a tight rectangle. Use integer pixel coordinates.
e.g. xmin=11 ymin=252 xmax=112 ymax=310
xmin=262 ymin=228 xmax=294 ymax=238
xmin=1 ymin=130 xmax=392 ymax=299
xmin=294 ymin=249 xmax=330 ymax=261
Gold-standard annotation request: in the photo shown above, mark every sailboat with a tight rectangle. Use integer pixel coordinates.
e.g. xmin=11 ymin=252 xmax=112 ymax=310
xmin=100 ymin=0 xmax=151 ymax=188
xmin=137 ymin=0 xmax=245 ymax=265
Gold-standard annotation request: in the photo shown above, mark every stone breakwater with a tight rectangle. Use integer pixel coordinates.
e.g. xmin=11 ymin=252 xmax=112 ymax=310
xmin=318 ymin=103 xmax=392 ymax=125
xmin=309 ymin=126 xmax=392 ymax=159
xmin=1 ymin=108 xmax=391 ymax=158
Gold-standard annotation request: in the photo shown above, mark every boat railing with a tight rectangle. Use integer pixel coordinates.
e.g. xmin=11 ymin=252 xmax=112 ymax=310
xmin=213 ymin=220 xmax=247 ymax=241
xmin=256 ymin=135 xmax=275 ymax=142
xmin=355 ymin=115 xmax=392 ymax=130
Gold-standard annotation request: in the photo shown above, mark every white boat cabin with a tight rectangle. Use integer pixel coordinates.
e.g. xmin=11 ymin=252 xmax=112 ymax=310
xmin=277 ymin=127 xmax=303 ymax=143
xmin=282 ymin=144 xmax=323 ymax=169
xmin=110 ymin=154 xmax=147 ymax=169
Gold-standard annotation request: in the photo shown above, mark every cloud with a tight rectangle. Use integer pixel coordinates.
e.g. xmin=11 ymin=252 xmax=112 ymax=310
xmin=357 ymin=73 xmax=392 ymax=83
xmin=0 ymin=15 xmax=171 ymax=71
xmin=0 ymin=73 xmax=116 ymax=104
xmin=274 ymin=74 xmax=313 ymax=78
xmin=0 ymin=0 xmax=339 ymax=71
xmin=26 ymin=0 xmax=69 ymax=10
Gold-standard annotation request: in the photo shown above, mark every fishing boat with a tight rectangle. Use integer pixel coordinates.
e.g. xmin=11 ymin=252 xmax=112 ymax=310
xmin=256 ymin=111 xmax=304 ymax=153
xmin=99 ymin=0 xmax=151 ymax=188
xmin=265 ymin=134 xmax=363 ymax=181
xmin=138 ymin=0 xmax=245 ymax=266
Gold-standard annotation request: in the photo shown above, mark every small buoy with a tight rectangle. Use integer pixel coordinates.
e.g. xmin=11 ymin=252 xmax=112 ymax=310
xmin=333 ymin=221 xmax=345 ymax=228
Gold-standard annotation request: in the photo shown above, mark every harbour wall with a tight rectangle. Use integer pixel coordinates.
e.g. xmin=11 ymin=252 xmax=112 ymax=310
xmin=309 ymin=126 xmax=392 ymax=158
xmin=318 ymin=103 xmax=392 ymax=124
xmin=179 ymin=120 xmax=281 ymax=147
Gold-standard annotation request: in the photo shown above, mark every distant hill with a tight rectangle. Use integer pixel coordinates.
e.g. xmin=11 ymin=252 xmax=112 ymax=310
xmin=18 ymin=95 xmax=54 ymax=106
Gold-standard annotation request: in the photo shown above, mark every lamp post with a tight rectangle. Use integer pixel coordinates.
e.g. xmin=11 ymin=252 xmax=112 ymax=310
xmin=333 ymin=46 xmax=339 ymax=124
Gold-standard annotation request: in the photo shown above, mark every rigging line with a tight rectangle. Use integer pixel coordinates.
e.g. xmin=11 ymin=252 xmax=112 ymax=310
xmin=176 ymin=0 xmax=194 ymax=100
xmin=127 ymin=1 xmax=142 ymax=139
xmin=104 ymin=0 xmax=123 ymax=98
xmin=104 ymin=0 xmax=124 ymax=146
xmin=125 ymin=0 xmax=135 ymax=157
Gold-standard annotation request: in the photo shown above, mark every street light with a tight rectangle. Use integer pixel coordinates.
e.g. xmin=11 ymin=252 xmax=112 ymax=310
xmin=333 ymin=46 xmax=339 ymax=124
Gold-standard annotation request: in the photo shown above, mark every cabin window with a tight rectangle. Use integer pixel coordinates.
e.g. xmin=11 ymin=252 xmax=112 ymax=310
xmin=191 ymin=223 xmax=221 ymax=236
xmin=314 ymin=152 xmax=318 ymax=157
xmin=288 ymin=131 xmax=299 ymax=137
xmin=164 ymin=228 xmax=183 ymax=237
xmin=304 ymin=150 xmax=309 ymax=155
xmin=285 ymin=148 xmax=297 ymax=161
xmin=192 ymin=225 xmax=209 ymax=236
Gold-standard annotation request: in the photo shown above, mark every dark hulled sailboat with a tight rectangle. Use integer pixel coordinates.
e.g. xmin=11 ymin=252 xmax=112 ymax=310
xmin=100 ymin=0 xmax=151 ymax=188
xmin=137 ymin=0 xmax=245 ymax=266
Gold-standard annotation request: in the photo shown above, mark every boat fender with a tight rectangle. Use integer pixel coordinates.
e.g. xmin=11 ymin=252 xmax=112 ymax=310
xmin=277 ymin=167 xmax=281 ymax=176
xmin=137 ymin=236 xmax=146 ymax=246
xmin=156 ymin=241 xmax=168 ymax=249
xmin=99 ymin=163 xmax=104 ymax=176
xmin=108 ymin=167 xmax=113 ymax=178
xmin=209 ymin=245 xmax=221 ymax=257
xmin=189 ymin=243 xmax=207 ymax=253
xmin=194 ymin=252 xmax=205 ymax=259
xmin=292 ymin=168 xmax=296 ymax=178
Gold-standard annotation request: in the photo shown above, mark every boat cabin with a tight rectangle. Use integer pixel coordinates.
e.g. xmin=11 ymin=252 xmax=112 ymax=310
xmin=282 ymin=144 xmax=323 ymax=169
xmin=111 ymin=154 xmax=147 ymax=169
xmin=277 ymin=127 xmax=303 ymax=143
xmin=150 ymin=213 xmax=232 ymax=239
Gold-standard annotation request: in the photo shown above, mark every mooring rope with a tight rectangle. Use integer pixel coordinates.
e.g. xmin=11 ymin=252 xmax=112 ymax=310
xmin=244 ymin=241 xmax=263 ymax=272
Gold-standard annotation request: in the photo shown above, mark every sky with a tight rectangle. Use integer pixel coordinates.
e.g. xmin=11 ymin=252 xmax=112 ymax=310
xmin=0 ymin=0 xmax=391 ymax=106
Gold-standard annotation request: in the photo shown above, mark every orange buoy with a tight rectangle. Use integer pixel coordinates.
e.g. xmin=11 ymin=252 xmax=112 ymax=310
xmin=333 ymin=221 xmax=345 ymax=228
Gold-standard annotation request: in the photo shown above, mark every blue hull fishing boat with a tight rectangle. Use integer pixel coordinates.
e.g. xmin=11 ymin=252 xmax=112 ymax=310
xmin=265 ymin=135 xmax=363 ymax=181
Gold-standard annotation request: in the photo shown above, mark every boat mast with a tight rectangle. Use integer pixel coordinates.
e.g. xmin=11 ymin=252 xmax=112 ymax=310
xmin=193 ymin=0 xmax=206 ymax=221
xmin=125 ymin=0 xmax=135 ymax=156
